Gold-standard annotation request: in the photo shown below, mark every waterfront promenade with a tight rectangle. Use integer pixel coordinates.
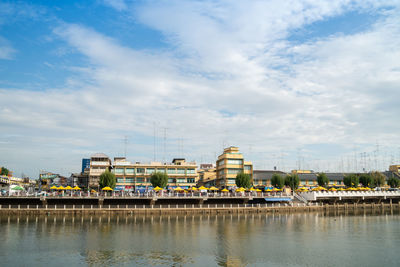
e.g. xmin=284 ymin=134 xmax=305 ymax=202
xmin=1 ymin=190 xmax=400 ymax=216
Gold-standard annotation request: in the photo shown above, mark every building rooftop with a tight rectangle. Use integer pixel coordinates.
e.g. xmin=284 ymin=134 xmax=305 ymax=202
xmin=91 ymin=153 xmax=109 ymax=158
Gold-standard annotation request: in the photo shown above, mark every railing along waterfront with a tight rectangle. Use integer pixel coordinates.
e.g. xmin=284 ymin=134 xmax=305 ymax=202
xmin=1 ymin=191 xmax=289 ymax=198
xmin=299 ymin=191 xmax=400 ymax=201
xmin=0 ymin=202 xmax=314 ymax=210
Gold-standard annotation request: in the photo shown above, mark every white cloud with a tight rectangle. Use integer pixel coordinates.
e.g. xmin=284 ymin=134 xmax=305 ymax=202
xmin=1 ymin=1 xmax=400 ymax=176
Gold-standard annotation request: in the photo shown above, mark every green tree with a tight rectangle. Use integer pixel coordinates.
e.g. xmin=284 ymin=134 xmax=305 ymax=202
xmin=284 ymin=174 xmax=299 ymax=190
xmin=359 ymin=173 xmax=374 ymax=187
xmin=317 ymin=173 xmax=329 ymax=187
xmin=0 ymin=167 xmax=9 ymax=176
xmin=99 ymin=170 xmax=116 ymax=189
xmin=343 ymin=174 xmax=359 ymax=187
xmin=235 ymin=172 xmax=251 ymax=188
xmin=150 ymin=171 xmax=168 ymax=188
xmin=371 ymin=171 xmax=386 ymax=187
xmin=271 ymin=173 xmax=284 ymax=189
xmin=387 ymin=177 xmax=400 ymax=188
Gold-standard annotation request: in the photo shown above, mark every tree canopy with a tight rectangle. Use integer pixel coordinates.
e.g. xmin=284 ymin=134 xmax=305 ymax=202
xmin=371 ymin=171 xmax=386 ymax=187
xmin=150 ymin=171 xmax=168 ymax=188
xmin=343 ymin=174 xmax=359 ymax=187
xmin=284 ymin=174 xmax=299 ymax=190
xmin=99 ymin=170 xmax=116 ymax=189
xmin=235 ymin=172 xmax=251 ymax=188
xmin=271 ymin=173 xmax=284 ymax=189
xmin=317 ymin=173 xmax=329 ymax=187
xmin=0 ymin=167 xmax=9 ymax=176
xmin=387 ymin=177 xmax=400 ymax=188
xmin=359 ymin=174 xmax=374 ymax=187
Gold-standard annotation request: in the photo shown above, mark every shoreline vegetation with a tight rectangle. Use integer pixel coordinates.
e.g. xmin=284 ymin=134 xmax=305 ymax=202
xmin=1 ymin=202 xmax=398 ymax=216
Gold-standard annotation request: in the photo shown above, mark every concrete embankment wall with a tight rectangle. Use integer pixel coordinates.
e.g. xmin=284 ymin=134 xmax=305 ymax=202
xmin=1 ymin=202 xmax=398 ymax=216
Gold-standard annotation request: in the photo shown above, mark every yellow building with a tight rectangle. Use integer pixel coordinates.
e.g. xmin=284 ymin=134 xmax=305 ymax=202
xmin=216 ymin=146 xmax=253 ymax=188
xmin=113 ymin=158 xmax=198 ymax=190
xmin=389 ymin=165 xmax=400 ymax=173
xmin=197 ymin=164 xmax=217 ymax=187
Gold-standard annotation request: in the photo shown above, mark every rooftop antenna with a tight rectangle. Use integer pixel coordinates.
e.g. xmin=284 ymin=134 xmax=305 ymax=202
xmin=124 ymin=135 xmax=128 ymax=158
xmin=163 ymin=127 xmax=168 ymax=164
xmin=153 ymin=122 xmax=156 ymax=162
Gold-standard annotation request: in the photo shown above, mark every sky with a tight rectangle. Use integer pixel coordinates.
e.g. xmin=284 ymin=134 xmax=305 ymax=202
xmin=1 ymin=0 xmax=400 ymax=178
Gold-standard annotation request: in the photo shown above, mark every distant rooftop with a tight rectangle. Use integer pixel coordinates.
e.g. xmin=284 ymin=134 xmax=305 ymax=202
xmin=91 ymin=153 xmax=109 ymax=158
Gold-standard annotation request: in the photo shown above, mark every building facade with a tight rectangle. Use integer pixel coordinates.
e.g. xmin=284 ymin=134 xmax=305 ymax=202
xmin=88 ymin=153 xmax=112 ymax=189
xmin=216 ymin=147 xmax=253 ymax=188
xmin=82 ymin=158 xmax=91 ymax=173
xmin=112 ymin=157 xmax=198 ymax=190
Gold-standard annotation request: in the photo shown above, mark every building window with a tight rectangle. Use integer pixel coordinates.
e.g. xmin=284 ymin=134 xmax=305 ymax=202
xmin=125 ymin=168 xmax=134 ymax=174
xmin=227 ymin=159 xmax=243 ymax=165
xmin=126 ymin=178 xmax=134 ymax=183
xmin=176 ymin=178 xmax=186 ymax=183
xmin=227 ymin=169 xmax=241 ymax=174
xmin=157 ymin=168 xmax=166 ymax=173
xmin=136 ymin=168 xmax=145 ymax=174
xmin=146 ymin=168 xmax=155 ymax=174
xmin=167 ymin=168 xmax=176 ymax=174
xmin=117 ymin=178 xmax=124 ymax=183
xmin=187 ymin=178 xmax=195 ymax=183
xmin=115 ymin=168 xmax=124 ymax=174
xmin=136 ymin=178 xmax=144 ymax=183
xmin=218 ymin=170 xmax=224 ymax=175
xmin=217 ymin=160 xmax=224 ymax=166
xmin=227 ymin=179 xmax=236 ymax=184
xmin=168 ymin=178 xmax=174 ymax=183
xmin=177 ymin=169 xmax=185 ymax=174
xmin=187 ymin=168 xmax=195 ymax=174
xmin=244 ymin=165 xmax=251 ymax=171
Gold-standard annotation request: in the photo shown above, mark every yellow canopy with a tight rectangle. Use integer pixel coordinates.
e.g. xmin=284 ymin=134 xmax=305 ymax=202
xmin=73 ymin=186 xmax=81 ymax=190
xmin=65 ymin=186 xmax=73 ymax=190
xmin=256 ymin=189 xmax=262 ymax=192
xmin=347 ymin=187 xmax=356 ymax=191
xmin=266 ymin=188 xmax=273 ymax=192
xmin=189 ymin=187 xmax=198 ymax=191
xmin=221 ymin=188 xmax=229 ymax=192
xmin=272 ymin=188 xmax=281 ymax=192
xmin=50 ymin=186 xmax=58 ymax=190
xmin=102 ymin=186 xmax=113 ymax=191
xmin=57 ymin=186 xmax=65 ymax=190
xmin=198 ymin=186 xmax=208 ymax=190
xmin=153 ymin=186 xmax=163 ymax=191
xmin=329 ymin=188 xmax=337 ymax=191
xmin=249 ymin=187 xmax=256 ymax=191
xmin=312 ymin=186 xmax=327 ymax=191
xmin=174 ymin=187 xmax=184 ymax=191
xmin=209 ymin=186 xmax=219 ymax=191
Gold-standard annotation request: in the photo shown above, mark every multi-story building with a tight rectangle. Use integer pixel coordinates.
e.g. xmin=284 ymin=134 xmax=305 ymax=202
xmin=81 ymin=158 xmax=91 ymax=173
xmin=88 ymin=153 xmax=111 ymax=189
xmin=112 ymin=157 xmax=198 ymax=190
xmin=197 ymin=164 xmax=217 ymax=187
xmin=389 ymin=165 xmax=400 ymax=173
xmin=216 ymin=146 xmax=253 ymax=188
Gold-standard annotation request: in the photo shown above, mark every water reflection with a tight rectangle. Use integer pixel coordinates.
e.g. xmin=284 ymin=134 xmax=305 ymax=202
xmin=0 ymin=210 xmax=400 ymax=266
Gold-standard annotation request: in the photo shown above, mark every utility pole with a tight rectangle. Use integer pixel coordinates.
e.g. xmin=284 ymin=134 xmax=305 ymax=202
xmin=123 ymin=136 xmax=128 ymax=158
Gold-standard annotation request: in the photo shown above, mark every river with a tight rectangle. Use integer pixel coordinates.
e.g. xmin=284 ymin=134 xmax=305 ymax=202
xmin=1 ymin=210 xmax=399 ymax=266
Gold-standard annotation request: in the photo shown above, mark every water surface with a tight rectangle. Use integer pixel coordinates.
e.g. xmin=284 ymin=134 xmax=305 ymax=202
xmin=1 ymin=210 xmax=399 ymax=266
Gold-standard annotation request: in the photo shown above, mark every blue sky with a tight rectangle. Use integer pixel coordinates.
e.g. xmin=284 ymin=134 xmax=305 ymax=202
xmin=1 ymin=0 xmax=400 ymax=178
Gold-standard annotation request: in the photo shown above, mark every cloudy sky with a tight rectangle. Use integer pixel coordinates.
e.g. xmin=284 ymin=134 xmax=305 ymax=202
xmin=1 ymin=0 xmax=400 ymax=178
